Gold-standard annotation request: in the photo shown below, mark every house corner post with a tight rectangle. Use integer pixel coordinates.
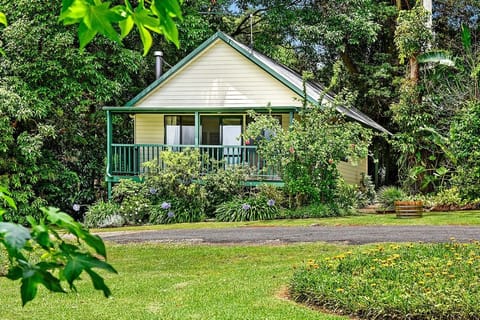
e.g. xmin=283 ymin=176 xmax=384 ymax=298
xmin=289 ymin=111 xmax=294 ymax=127
xmin=106 ymin=110 xmax=113 ymax=199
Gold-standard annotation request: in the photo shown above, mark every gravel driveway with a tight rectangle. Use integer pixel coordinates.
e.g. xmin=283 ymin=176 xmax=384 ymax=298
xmin=98 ymin=225 xmax=480 ymax=245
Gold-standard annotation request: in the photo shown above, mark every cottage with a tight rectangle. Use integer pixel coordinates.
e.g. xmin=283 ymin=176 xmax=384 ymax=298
xmin=104 ymin=31 xmax=388 ymax=196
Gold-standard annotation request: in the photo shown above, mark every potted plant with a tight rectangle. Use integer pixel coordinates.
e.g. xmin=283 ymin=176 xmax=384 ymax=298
xmin=376 ymin=186 xmax=406 ymax=213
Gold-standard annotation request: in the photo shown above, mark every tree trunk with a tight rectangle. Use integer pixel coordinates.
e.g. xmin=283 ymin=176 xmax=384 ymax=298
xmin=409 ymin=55 xmax=419 ymax=84
xmin=340 ymin=51 xmax=359 ymax=74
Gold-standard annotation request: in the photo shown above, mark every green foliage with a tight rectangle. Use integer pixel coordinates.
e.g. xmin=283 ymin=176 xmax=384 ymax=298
xmin=245 ymin=102 xmax=372 ymax=208
xmin=450 ymin=101 xmax=480 ymax=200
xmin=84 ymin=200 xmax=123 ymax=228
xmin=0 ymin=11 xmax=6 ymax=26
xmin=148 ymin=198 xmax=203 ymax=224
xmin=143 ymin=149 xmax=207 ymax=222
xmin=290 ymin=241 xmax=480 ymax=319
xmin=394 ymin=4 xmax=432 ymax=63
xmin=59 ymin=0 xmax=182 ymax=55
xmin=215 ymin=196 xmax=279 ymax=222
xmin=358 ymin=173 xmax=376 ymax=206
xmin=113 ymin=179 xmax=151 ymax=224
xmin=110 ymin=150 xmax=207 ymax=226
xmin=0 ymin=188 xmax=115 ymax=305
xmin=0 ymin=0 xmax=150 ymax=221
xmin=431 ymin=187 xmax=467 ymax=208
xmin=281 ymin=203 xmax=348 ymax=219
xmin=201 ymin=165 xmax=250 ymax=217
xmin=376 ymin=186 xmax=406 ymax=210
xmin=255 ymin=184 xmax=287 ymax=209
xmin=334 ymin=179 xmax=364 ymax=213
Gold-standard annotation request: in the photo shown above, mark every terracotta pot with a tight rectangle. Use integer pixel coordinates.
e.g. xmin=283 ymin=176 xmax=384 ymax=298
xmin=394 ymin=200 xmax=423 ymax=218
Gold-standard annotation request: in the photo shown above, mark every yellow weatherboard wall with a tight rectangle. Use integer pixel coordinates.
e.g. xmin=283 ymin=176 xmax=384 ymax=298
xmin=338 ymin=158 xmax=368 ymax=185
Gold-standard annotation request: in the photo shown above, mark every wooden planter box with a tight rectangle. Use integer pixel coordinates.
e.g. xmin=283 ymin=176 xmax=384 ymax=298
xmin=394 ymin=200 xmax=423 ymax=218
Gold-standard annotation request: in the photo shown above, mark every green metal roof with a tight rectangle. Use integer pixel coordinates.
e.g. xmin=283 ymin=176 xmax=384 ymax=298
xmin=123 ymin=31 xmax=390 ymax=134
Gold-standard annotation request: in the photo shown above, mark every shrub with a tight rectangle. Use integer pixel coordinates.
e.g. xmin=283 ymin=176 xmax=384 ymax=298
xmin=108 ymin=150 xmax=208 ymax=225
xmin=84 ymin=200 xmax=123 ymax=228
xmin=202 ymin=165 xmax=250 ymax=216
xmin=334 ymin=179 xmax=362 ymax=212
xmin=142 ymin=151 xmax=208 ymax=223
xmin=215 ymin=196 xmax=279 ymax=222
xmin=255 ymin=184 xmax=287 ymax=208
xmin=450 ymin=101 xmax=480 ymax=200
xmin=376 ymin=186 xmax=406 ymax=210
xmin=112 ymin=179 xmax=150 ymax=225
xmin=290 ymin=241 xmax=480 ymax=319
xmin=431 ymin=187 xmax=465 ymax=207
xmin=358 ymin=173 xmax=376 ymax=206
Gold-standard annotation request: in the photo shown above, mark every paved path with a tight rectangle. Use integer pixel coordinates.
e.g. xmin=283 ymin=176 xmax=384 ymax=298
xmin=98 ymin=225 xmax=480 ymax=245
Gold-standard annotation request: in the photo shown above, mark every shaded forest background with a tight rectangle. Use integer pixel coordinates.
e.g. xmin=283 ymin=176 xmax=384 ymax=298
xmin=1 ymin=0 xmax=479 ymax=221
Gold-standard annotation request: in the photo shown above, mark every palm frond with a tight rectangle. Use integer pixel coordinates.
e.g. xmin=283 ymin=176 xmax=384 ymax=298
xmin=418 ymin=51 xmax=455 ymax=67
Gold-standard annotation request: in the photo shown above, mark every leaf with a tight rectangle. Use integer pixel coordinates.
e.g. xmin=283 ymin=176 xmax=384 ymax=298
xmin=6 ymin=266 xmax=23 ymax=280
xmin=43 ymin=207 xmax=107 ymax=257
xmin=151 ymin=0 xmax=182 ymax=48
xmin=418 ymin=51 xmax=455 ymax=67
xmin=60 ymin=0 xmax=124 ymax=47
xmin=81 ymin=233 xmax=107 ymax=257
xmin=59 ymin=0 xmax=89 ymax=25
xmin=119 ymin=15 xmax=134 ymax=39
xmin=21 ymin=273 xmax=39 ymax=306
xmin=0 ymin=186 xmax=17 ymax=210
xmin=0 ymin=222 xmax=31 ymax=256
xmin=64 ymin=253 xmax=116 ymax=288
xmin=61 ymin=0 xmax=78 ymax=13
xmin=19 ymin=264 xmax=65 ymax=305
xmin=0 ymin=12 xmax=7 ymax=26
xmin=132 ymin=5 xmax=158 ymax=55
xmin=461 ymin=24 xmax=471 ymax=52
xmin=85 ymin=268 xmax=112 ymax=297
xmin=435 ymin=166 xmax=448 ymax=176
xmin=78 ymin=22 xmax=98 ymax=50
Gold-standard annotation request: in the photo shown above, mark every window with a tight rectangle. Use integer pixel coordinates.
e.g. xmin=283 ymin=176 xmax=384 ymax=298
xmin=165 ymin=115 xmax=195 ymax=145
xmin=200 ymin=116 xmax=243 ymax=146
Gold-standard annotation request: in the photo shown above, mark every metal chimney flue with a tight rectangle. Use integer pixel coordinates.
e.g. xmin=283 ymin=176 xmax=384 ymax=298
xmin=154 ymin=51 xmax=163 ymax=80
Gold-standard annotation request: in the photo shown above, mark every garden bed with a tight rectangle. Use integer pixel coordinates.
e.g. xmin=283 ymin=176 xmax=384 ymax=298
xmin=290 ymin=240 xmax=480 ymax=319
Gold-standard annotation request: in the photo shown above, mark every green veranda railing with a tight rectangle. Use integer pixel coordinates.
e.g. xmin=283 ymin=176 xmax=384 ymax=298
xmin=109 ymin=144 xmax=279 ymax=180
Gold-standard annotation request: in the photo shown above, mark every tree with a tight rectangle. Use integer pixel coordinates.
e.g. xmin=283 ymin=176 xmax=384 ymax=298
xmin=0 ymin=0 xmax=183 ymax=305
xmin=0 ymin=0 xmax=156 ymax=221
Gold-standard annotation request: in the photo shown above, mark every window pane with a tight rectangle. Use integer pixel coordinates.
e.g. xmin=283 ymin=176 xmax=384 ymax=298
xmin=201 ymin=116 xmax=220 ymax=145
xmin=182 ymin=126 xmax=195 ymax=145
xmin=166 ymin=125 xmax=180 ymax=145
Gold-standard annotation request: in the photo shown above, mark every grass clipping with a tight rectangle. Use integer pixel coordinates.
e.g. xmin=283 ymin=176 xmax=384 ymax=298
xmin=290 ymin=240 xmax=480 ymax=319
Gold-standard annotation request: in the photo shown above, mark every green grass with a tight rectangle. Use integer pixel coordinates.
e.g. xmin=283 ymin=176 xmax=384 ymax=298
xmin=1 ymin=243 xmax=349 ymax=320
xmin=92 ymin=210 xmax=480 ymax=233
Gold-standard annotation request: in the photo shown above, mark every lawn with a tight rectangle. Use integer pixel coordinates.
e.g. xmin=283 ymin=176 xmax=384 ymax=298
xmin=3 ymin=212 xmax=479 ymax=319
xmin=92 ymin=210 xmax=480 ymax=233
xmin=1 ymin=242 xmax=349 ymax=320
